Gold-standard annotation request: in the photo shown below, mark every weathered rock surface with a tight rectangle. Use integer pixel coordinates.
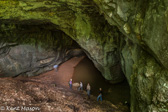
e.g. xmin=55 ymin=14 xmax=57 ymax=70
xmin=0 ymin=0 xmax=168 ymax=112
xmin=0 ymin=0 xmax=125 ymax=83
xmin=0 ymin=23 xmax=83 ymax=77
xmin=0 ymin=44 xmax=55 ymax=77
xmin=93 ymin=0 xmax=168 ymax=111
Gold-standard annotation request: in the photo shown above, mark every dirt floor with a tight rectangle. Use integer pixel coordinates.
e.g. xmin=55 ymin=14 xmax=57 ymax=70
xmin=0 ymin=56 xmax=130 ymax=112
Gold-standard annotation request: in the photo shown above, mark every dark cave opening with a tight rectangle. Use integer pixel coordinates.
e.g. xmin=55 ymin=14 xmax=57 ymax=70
xmin=72 ymin=57 xmax=130 ymax=105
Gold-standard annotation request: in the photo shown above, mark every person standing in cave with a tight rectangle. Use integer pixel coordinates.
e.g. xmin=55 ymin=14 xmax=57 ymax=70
xmin=87 ymin=83 xmax=91 ymax=99
xmin=69 ymin=79 xmax=72 ymax=89
xmin=53 ymin=64 xmax=59 ymax=72
xmin=78 ymin=82 xmax=83 ymax=91
xmin=97 ymin=88 xmax=103 ymax=101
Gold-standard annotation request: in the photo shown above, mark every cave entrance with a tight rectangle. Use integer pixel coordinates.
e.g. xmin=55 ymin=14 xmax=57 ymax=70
xmin=0 ymin=21 xmax=130 ymax=107
xmin=72 ymin=57 xmax=130 ymax=105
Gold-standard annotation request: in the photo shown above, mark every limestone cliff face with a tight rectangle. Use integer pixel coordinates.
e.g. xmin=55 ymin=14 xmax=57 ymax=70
xmin=0 ymin=0 xmax=168 ymax=112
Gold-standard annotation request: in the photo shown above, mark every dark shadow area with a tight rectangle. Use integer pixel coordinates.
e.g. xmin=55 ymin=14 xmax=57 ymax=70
xmin=72 ymin=57 xmax=130 ymax=105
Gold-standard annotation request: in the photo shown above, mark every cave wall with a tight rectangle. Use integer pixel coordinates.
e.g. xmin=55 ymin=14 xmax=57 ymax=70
xmin=93 ymin=0 xmax=168 ymax=111
xmin=0 ymin=0 xmax=168 ymax=112
xmin=121 ymin=38 xmax=168 ymax=112
xmin=0 ymin=0 xmax=125 ymax=83
xmin=0 ymin=23 xmax=80 ymax=77
xmin=93 ymin=0 xmax=168 ymax=79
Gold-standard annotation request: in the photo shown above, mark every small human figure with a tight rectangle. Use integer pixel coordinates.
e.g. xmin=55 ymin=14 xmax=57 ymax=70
xmin=53 ymin=65 xmax=59 ymax=72
xmin=97 ymin=88 xmax=103 ymax=101
xmin=87 ymin=83 xmax=91 ymax=99
xmin=78 ymin=82 xmax=83 ymax=91
xmin=69 ymin=79 xmax=72 ymax=89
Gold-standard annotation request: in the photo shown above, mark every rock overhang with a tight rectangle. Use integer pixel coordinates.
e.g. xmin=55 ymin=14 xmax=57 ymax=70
xmin=0 ymin=0 xmax=125 ymax=83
